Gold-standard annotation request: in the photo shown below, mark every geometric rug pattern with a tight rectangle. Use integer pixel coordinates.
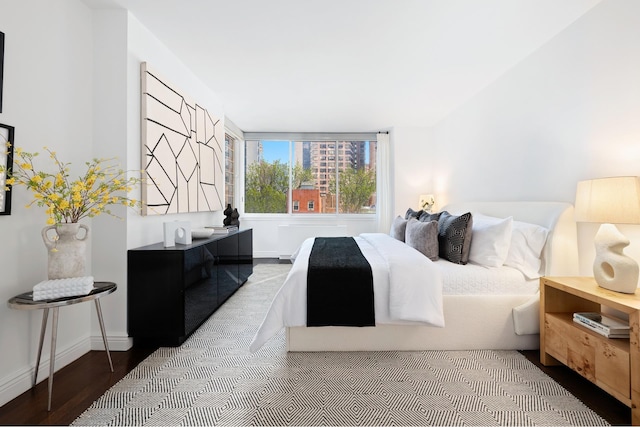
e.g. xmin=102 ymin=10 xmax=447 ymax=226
xmin=73 ymin=264 xmax=609 ymax=426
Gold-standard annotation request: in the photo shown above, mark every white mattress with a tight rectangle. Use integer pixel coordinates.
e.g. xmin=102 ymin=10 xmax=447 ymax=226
xmin=435 ymin=260 xmax=539 ymax=295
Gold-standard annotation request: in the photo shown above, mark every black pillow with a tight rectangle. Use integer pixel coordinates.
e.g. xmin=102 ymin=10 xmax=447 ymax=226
xmin=404 ymin=208 xmax=423 ymax=220
xmin=437 ymin=211 xmax=473 ymax=264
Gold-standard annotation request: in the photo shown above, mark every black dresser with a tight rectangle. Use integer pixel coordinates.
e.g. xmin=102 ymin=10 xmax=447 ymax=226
xmin=127 ymin=229 xmax=253 ymax=346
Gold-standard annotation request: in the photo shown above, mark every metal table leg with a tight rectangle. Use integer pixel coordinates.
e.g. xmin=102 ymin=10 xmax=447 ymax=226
xmin=47 ymin=307 xmax=59 ymax=411
xmin=8 ymin=281 xmax=118 ymax=412
xmin=94 ymin=299 xmax=113 ymax=372
xmin=33 ymin=308 xmax=49 ymax=388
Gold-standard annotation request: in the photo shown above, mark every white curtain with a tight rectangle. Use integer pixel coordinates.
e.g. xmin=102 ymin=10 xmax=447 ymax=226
xmin=376 ymin=132 xmax=393 ymax=233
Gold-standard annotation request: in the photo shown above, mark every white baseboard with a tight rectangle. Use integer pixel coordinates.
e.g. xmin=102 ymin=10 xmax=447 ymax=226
xmin=0 ymin=334 xmax=132 ymax=407
xmin=91 ymin=335 xmax=133 ymax=351
xmin=254 ymin=250 xmax=278 ymax=258
xmin=0 ymin=337 xmax=91 ymax=407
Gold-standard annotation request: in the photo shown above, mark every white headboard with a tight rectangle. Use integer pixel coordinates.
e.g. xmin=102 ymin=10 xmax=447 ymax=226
xmin=442 ymin=201 xmax=579 ymax=276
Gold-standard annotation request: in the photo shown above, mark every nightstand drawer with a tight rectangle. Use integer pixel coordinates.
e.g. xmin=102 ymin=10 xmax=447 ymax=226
xmin=545 ymin=312 xmax=630 ymax=401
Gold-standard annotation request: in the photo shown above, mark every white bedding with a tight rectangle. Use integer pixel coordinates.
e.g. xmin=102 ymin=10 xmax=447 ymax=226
xmin=249 ymin=233 xmax=444 ymax=352
xmin=282 ymin=201 xmax=580 ymax=352
xmin=437 ymin=260 xmax=539 ymax=295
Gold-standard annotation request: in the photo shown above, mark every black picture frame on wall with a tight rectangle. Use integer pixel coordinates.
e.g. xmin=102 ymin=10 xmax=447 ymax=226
xmin=0 ymin=31 xmax=4 ymax=113
xmin=0 ymin=123 xmax=14 ymax=215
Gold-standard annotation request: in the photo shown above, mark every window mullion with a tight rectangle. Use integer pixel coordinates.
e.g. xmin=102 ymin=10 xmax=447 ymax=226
xmin=288 ymin=140 xmax=293 ymax=214
xmin=334 ymin=140 xmax=339 ymax=215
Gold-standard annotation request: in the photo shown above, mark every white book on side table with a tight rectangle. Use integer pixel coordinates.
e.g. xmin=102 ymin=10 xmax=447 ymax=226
xmin=573 ymin=312 xmax=630 ymax=338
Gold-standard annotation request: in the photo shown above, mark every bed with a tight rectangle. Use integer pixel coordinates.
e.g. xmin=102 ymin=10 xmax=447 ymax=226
xmin=250 ymin=201 xmax=579 ymax=352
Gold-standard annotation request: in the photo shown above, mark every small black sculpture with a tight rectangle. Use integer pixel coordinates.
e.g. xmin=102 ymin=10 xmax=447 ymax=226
xmin=230 ymin=208 xmax=240 ymax=227
xmin=223 ymin=204 xmax=240 ymax=227
xmin=223 ymin=204 xmax=233 ymax=226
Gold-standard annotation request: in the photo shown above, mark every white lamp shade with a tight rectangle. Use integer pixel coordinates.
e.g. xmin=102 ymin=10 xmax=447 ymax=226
xmin=574 ymin=176 xmax=640 ymax=224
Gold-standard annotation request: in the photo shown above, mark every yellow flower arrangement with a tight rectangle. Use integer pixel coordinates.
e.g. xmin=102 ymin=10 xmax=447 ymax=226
xmin=0 ymin=143 xmax=141 ymax=225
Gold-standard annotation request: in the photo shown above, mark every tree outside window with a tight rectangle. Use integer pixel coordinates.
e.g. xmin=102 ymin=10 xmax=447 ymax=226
xmin=244 ymin=138 xmax=376 ymax=215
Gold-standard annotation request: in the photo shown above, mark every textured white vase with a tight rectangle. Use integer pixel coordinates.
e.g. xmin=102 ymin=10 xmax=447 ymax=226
xmin=42 ymin=223 xmax=90 ymax=279
xmin=593 ymin=223 xmax=639 ymax=294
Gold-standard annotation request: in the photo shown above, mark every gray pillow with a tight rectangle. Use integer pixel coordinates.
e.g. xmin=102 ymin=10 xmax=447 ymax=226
xmin=390 ymin=216 xmax=408 ymax=241
xmin=418 ymin=211 xmax=443 ymax=222
xmin=437 ymin=211 xmax=473 ymax=264
xmin=405 ymin=219 xmax=439 ymax=261
xmin=404 ymin=208 xmax=423 ymax=220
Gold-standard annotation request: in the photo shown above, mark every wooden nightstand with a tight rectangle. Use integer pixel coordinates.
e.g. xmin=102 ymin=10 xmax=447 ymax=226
xmin=540 ymin=276 xmax=640 ymax=425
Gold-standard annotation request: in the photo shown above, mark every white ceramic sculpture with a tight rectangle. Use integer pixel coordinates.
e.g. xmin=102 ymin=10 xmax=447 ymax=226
xmin=593 ymin=223 xmax=639 ymax=294
xmin=163 ymin=221 xmax=192 ymax=247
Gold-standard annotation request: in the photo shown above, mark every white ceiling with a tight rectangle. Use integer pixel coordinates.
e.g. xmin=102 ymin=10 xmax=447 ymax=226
xmin=85 ymin=0 xmax=601 ymax=133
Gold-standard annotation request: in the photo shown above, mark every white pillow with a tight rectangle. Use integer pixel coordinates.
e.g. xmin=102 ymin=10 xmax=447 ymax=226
xmin=468 ymin=214 xmax=513 ymax=267
xmin=504 ymin=220 xmax=549 ymax=279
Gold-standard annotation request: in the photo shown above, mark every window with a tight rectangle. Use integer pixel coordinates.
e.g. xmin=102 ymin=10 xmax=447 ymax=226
xmin=243 ymin=133 xmax=377 ymax=215
xmin=244 ymin=140 xmax=289 ymax=213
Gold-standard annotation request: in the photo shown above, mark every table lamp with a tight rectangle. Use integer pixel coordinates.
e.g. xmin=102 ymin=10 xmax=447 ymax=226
xmin=418 ymin=194 xmax=435 ymax=213
xmin=574 ymin=176 xmax=640 ymax=293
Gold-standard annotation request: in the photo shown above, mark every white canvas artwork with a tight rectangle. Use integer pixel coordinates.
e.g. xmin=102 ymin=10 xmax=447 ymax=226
xmin=140 ymin=62 xmax=224 ymax=215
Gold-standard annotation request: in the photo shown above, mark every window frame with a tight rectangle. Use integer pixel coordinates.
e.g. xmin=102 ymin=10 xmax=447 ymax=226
xmin=224 ymin=118 xmax=244 ymax=210
xmin=242 ymin=132 xmax=377 ymax=217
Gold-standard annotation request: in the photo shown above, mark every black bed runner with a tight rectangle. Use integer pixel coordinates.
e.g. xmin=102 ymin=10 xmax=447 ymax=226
xmin=307 ymin=237 xmax=375 ymax=327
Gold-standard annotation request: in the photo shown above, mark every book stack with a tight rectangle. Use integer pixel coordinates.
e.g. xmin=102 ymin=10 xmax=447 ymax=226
xmin=205 ymin=225 xmax=239 ymax=234
xmin=572 ymin=312 xmax=630 ymax=338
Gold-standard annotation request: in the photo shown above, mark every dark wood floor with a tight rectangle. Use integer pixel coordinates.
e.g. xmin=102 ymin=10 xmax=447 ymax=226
xmin=0 ymin=347 xmax=630 ymax=426
xmin=0 ymin=346 xmax=157 ymax=426
xmin=520 ymin=350 xmax=630 ymax=425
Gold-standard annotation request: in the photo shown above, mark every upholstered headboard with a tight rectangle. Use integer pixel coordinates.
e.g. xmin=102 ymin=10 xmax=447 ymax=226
xmin=442 ymin=201 xmax=579 ymax=277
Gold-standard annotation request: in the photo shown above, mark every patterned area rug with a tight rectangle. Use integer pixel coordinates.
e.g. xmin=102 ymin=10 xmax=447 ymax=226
xmin=73 ymin=264 xmax=609 ymax=426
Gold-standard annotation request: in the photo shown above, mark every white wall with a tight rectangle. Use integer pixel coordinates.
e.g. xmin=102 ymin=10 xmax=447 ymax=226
xmin=87 ymin=10 xmax=228 ymax=346
xmin=90 ymin=8 xmax=130 ymax=351
xmin=245 ymin=215 xmax=376 ymax=258
xmin=0 ymin=0 xmax=95 ymax=406
xmin=390 ymin=126 xmax=434 ymax=214
xmin=426 ymin=0 xmax=640 ymax=276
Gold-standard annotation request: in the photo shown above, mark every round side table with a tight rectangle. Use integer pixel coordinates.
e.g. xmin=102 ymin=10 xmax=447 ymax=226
xmin=7 ymin=282 xmax=117 ymax=411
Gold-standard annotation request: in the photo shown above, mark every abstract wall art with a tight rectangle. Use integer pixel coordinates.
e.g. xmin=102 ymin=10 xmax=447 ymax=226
xmin=140 ymin=62 xmax=224 ymax=215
